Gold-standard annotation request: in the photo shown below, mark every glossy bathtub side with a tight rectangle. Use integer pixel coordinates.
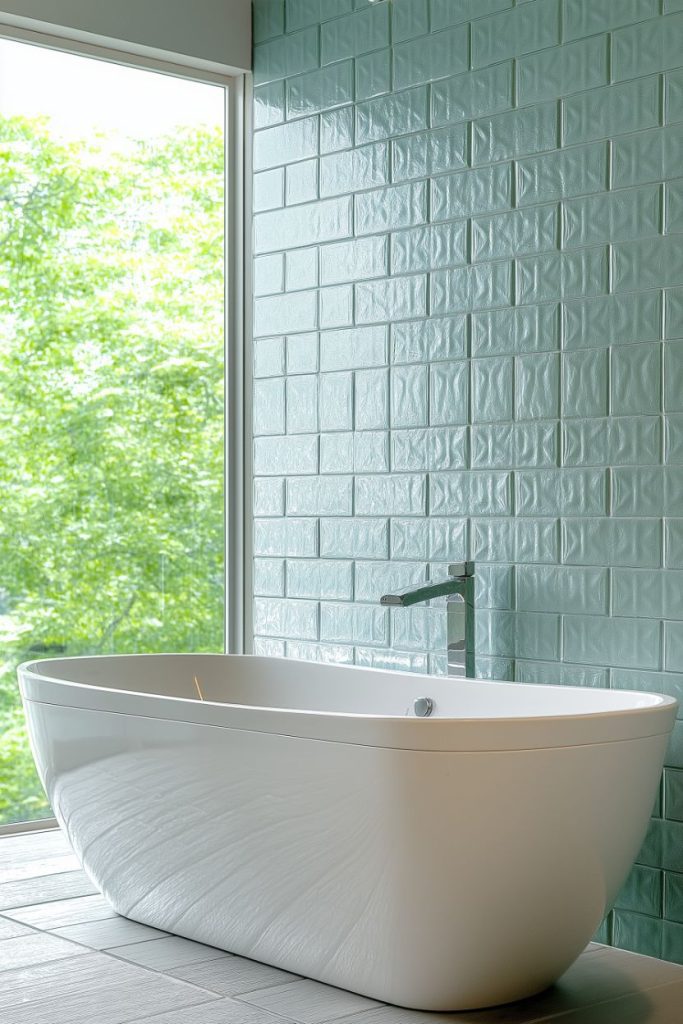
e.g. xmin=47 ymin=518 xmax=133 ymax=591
xmin=17 ymin=655 xmax=679 ymax=752
xmin=22 ymin=694 xmax=669 ymax=1010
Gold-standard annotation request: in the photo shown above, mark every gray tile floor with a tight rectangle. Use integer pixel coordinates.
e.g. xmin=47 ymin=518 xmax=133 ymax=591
xmin=2 ymin=828 xmax=683 ymax=1024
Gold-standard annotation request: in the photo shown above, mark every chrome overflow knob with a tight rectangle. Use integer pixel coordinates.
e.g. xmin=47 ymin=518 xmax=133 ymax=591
xmin=413 ymin=696 xmax=434 ymax=717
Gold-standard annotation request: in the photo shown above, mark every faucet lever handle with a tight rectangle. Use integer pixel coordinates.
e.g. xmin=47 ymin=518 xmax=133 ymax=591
xmin=448 ymin=562 xmax=475 ymax=579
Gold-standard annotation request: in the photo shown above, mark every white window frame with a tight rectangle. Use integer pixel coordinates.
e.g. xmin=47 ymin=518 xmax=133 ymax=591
xmin=0 ymin=22 xmax=247 ymax=836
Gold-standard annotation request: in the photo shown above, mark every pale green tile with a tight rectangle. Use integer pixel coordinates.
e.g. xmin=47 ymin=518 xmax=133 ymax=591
xmin=516 ymin=565 xmax=607 ymax=614
xmin=355 ymin=49 xmax=390 ymax=101
xmin=430 ymin=0 xmax=511 ymax=30
xmin=562 ymin=349 xmax=608 ymax=418
xmin=320 ymin=236 xmax=387 ymax=286
xmin=254 ymin=336 xmax=285 ymax=378
xmin=253 ymin=377 xmax=285 ymax=435
xmin=517 ymin=36 xmax=608 ymax=106
xmin=355 ymin=368 xmax=388 ymax=430
xmin=612 ymin=342 xmax=662 ymax=415
xmin=564 ymin=614 xmax=661 ymax=669
xmin=613 ymin=12 xmax=683 ymax=82
xmin=356 ymin=275 xmax=427 ymax=324
xmin=356 ymin=87 xmax=429 ymax=145
xmin=391 ymin=223 xmax=467 ymax=275
xmin=563 ymin=77 xmax=660 ymax=146
xmin=394 ymin=28 xmax=467 ymax=91
xmin=286 ymin=248 xmax=318 ymax=292
xmin=563 ymin=292 xmax=661 ymax=351
xmin=472 ymin=303 xmax=559 ymax=357
xmin=254 ymin=27 xmax=319 ymax=86
xmin=431 ymin=262 xmax=512 ymax=314
xmin=392 ymin=125 xmax=467 ymax=182
xmin=613 ymin=568 xmax=683 ymax=618
xmin=319 ymin=371 xmax=353 ymax=431
xmin=286 ymin=374 xmax=319 ymax=433
xmin=613 ymin=124 xmax=683 ymax=188
xmin=429 ymin=362 xmax=469 ymax=425
xmin=390 ymin=365 xmax=428 ymax=428
xmin=517 ymin=248 xmax=609 ymax=305
xmin=563 ymin=518 xmax=661 ymax=568
xmin=613 ymin=910 xmax=663 ymax=959
xmin=319 ymin=325 xmax=387 ymax=371
xmin=320 ymin=142 xmax=388 ymax=197
xmin=285 ymin=158 xmax=318 ymax=205
xmin=319 ymin=283 xmax=352 ymax=329
xmin=254 ymin=81 xmax=286 ymax=130
xmin=471 ymin=0 xmax=559 ymax=69
xmin=253 ymin=167 xmax=284 ymax=212
xmin=562 ymin=184 xmax=661 ymax=249
xmin=392 ymin=0 xmax=428 ymax=42
xmin=516 ymin=469 xmax=606 ymax=516
xmin=287 ymin=61 xmax=354 ymax=119
xmin=472 ymin=206 xmax=557 ymax=263
xmin=253 ymin=0 xmax=284 ymax=43
xmin=432 ymin=163 xmax=512 ymax=221
xmin=517 ymin=143 xmax=607 ymax=206
xmin=472 ymin=102 xmax=557 ymax=166
xmin=564 ymin=0 xmax=657 ymax=43
xmin=432 ymin=62 xmax=513 ymax=127
xmin=321 ymin=4 xmax=389 ymax=64
xmin=564 ymin=416 xmax=661 ymax=467
xmin=320 ymin=105 xmax=354 ymax=153
xmin=515 ymin=353 xmax=560 ymax=420
xmin=471 ymin=357 xmax=514 ymax=423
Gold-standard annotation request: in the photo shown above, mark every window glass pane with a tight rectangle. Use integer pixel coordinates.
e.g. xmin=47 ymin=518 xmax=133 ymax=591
xmin=0 ymin=41 xmax=225 ymax=825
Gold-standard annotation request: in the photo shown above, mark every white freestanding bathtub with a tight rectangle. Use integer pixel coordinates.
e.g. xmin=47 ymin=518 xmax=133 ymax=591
xmin=19 ymin=654 xmax=676 ymax=1011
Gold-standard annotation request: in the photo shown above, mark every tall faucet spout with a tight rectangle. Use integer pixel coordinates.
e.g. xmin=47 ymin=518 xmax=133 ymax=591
xmin=379 ymin=562 xmax=476 ymax=677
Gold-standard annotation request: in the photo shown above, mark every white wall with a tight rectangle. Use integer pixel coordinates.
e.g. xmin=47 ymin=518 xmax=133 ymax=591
xmin=0 ymin=0 xmax=251 ymax=73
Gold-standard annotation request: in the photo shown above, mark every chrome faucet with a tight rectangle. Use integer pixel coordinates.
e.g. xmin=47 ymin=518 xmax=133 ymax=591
xmin=380 ymin=562 xmax=475 ymax=677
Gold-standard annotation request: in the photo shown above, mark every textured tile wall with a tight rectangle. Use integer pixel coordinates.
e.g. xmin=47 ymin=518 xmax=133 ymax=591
xmin=251 ymin=0 xmax=683 ymax=962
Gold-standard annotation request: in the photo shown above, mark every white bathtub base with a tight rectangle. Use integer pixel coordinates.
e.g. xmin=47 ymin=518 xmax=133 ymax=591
xmin=20 ymin=654 xmax=674 ymax=1013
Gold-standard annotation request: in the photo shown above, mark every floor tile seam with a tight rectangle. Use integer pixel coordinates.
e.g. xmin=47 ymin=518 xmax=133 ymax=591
xmin=0 ymin=974 xmax=223 ymax=1020
xmin=531 ymin=974 xmax=683 ymax=1023
xmin=92 ymin=959 xmax=229 ymax=1004
xmin=174 ymin=978 xmax=298 ymax=999
xmin=0 ymin=841 xmax=67 ymax=861
xmin=0 ymin=856 xmax=76 ymax=873
xmin=166 ymin=959 xmax=311 ymax=997
xmin=0 ymin=921 xmax=174 ymax=958
xmin=0 ymin=878 xmax=99 ymax=911
xmin=189 ymin=977 xmax=304 ymax=999
xmin=40 ymin=911 xmax=119 ymax=927
xmin=52 ymin=923 xmax=170 ymax=948
xmin=0 ymin=863 xmax=82 ymax=886
xmin=231 ymin=990 xmax=326 ymax=1024
xmin=0 ymin=944 xmax=92 ymax=976
xmin=102 ymin=993 xmax=225 ymax=1024
xmin=232 ymin=979 xmax=311 ymax=1002
xmin=0 ymin=947 xmax=105 ymax=987
xmin=102 ymin=944 xmax=232 ymax=977
xmin=0 ymin=952 xmax=223 ymax=1012
xmin=233 ymin=989 xmax=388 ymax=1024
xmin=0 ymin=912 xmax=60 ymax=940
xmin=0 ymin=867 xmax=86 ymax=887
xmin=471 ymin=970 xmax=683 ymax=1024
xmin=120 ymin=993 xmax=299 ymax=1024
xmin=301 ymin=1009 xmax=407 ymax=1024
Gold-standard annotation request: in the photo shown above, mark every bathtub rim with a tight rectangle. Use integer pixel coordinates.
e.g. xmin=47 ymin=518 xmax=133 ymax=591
xmin=18 ymin=653 xmax=678 ymax=753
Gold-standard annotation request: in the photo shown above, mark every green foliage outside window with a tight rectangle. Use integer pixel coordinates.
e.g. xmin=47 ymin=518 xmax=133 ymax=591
xmin=0 ymin=116 xmax=224 ymax=824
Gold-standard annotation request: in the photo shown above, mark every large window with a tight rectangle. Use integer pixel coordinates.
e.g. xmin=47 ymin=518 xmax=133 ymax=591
xmin=0 ymin=39 xmax=227 ymax=825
